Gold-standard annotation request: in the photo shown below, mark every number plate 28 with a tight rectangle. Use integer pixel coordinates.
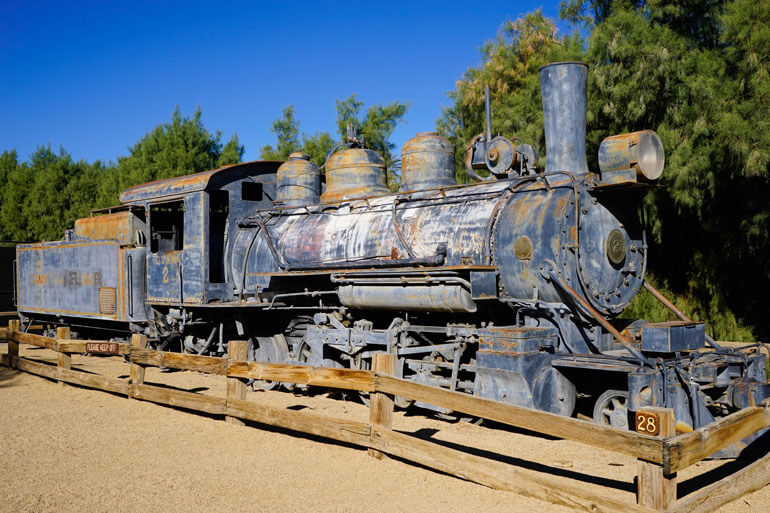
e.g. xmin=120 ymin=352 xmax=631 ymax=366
xmin=635 ymin=411 xmax=660 ymax=436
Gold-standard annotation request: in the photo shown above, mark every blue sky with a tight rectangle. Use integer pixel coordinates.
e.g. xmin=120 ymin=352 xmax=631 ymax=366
xmin=0 ymin=0 xmax=566 ymax=164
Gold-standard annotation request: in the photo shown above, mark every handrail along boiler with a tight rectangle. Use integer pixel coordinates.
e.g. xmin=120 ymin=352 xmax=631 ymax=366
xmin=15 ymin=62 xmax=769 ymax=451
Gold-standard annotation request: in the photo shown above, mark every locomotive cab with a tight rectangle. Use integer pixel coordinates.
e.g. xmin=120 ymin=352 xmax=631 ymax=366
xmin=119 ymin=161 xmax=280 ymax=305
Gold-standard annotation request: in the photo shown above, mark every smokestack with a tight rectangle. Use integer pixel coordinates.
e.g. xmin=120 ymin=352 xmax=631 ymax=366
xmin=540 ymin=62 xmax=589 ymax=176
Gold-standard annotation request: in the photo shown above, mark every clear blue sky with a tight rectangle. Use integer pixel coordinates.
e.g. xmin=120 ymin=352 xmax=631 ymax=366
xmin=0 ymin=0 xmax=565 ymax=165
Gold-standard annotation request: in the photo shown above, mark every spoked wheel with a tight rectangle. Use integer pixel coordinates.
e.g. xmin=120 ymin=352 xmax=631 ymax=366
xmin=249 ymin=334 xmax=289 ymax=391
xmin=292 ymin=341 xmax=324 ymax=393
xmin=354 ymin=353 xmax=413 ymax=409
xmin=593 ymin=389 xmax=630 ymax=429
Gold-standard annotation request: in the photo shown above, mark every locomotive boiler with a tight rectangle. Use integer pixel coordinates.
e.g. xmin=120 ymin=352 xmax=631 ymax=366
xmin=16 ymin=62 xmax=769 ymax=447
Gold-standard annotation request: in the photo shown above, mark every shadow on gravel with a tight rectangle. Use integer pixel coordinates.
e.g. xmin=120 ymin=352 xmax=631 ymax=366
xmin=0 ymin=365 xmax=20 ymax=388
xmin=141 ymin=380 xmax=210 ymax=394
xmin=677 ymin=430 xmax=770 ymax=499
xmin=400 ymin=426 xmax=635 ymax=493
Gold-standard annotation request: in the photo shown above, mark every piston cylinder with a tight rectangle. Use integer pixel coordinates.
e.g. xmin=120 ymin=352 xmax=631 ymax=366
xmin=321 ymin=148 xmax=390 ymax=203
xmin=400 ymin=132 xmax=456 ymax=191
xmin=337 ymin=285 xmax=477 ymax=313
xmin=540 ymin=62 xmax=590 ymax=176
xmin=276 ymin=152 xmax=321 ymax=207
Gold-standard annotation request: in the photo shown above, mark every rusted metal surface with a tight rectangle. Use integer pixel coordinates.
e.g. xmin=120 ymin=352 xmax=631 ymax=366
xmin=320 ymin=148 xmax=390 ymax=203
xmin=540 ymin=62 xmax=589 ymax=175
xmin=400 ymin=132 xmax=456 ymax=191
xmin=275 ymin=152 xmax=320 ymax=207
xmin=119 ymin=160 xmax=281 ymax=203
xmin=17 ymin=241 xmax=125 ymax=320
xmin=74 ymin=211 xmax=146 ymax=246
xmin=337 ymin=284 xmax=477 ymax=313
xmin=598 ymin=130 xmax=665 ymax=181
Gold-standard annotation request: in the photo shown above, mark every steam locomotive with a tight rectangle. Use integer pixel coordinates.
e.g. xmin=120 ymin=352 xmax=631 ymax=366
xmin=16 ymin=62 xmax=769 ymax=445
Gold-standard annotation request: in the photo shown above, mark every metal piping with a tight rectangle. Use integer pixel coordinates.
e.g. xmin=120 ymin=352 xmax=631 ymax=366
xmin=485 ymin=85 xmax=492 ymax=141
xmin=541 ymin=260 xmax=655 ymax=367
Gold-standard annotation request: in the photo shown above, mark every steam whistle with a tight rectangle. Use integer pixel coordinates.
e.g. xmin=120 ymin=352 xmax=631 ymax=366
xmin=466 ymin=86 xmax=538 ymax=181
xmin=345 ymin=123 xmax=365 ymax=148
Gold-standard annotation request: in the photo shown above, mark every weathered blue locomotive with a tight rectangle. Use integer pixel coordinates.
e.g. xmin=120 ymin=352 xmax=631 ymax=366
xmin=16 ymin=62 xmax=769 ymax=444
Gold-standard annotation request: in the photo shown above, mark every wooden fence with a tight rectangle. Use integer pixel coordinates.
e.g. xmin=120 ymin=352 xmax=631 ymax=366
xmin=1 ymin=319 xmax=769 ymax=513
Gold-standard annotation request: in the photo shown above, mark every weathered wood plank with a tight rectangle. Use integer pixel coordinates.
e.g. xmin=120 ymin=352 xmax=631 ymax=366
xmin=13 ymin=356 xmax=130 ymax=395
xmin=636 ymin=408 xmax=676 ymax=509
xmin=56 ymin=327 xmax=71 ymax=388
xmin=227 ymin=361 xmax=375 ymax=392
xmin=226 ymin=398 xmax=371 ymax=447
xmin=58 ymin=340 xmax=131 ymax=355
xmin=671 ymin=450 xmax=770 ymax=513
xmin=58 ymin=367 xmax=130 ymax=395
xmin=666 ymin=401 xmax=770 ymax=473
xmin=0 ymin=353 xmax=8 ymax=367
xmin=130 ymin=347 xmax=227 ymax=375
xmin=374 ymin=374 xmax=664 ymax=463
xmin=129 ymin=334 xmax=147 ymax=396
xmin=130 ymin=384 xmax=227 ymax=415
xmin=226 ymin=341 xmax=248 ymax=426
xmin=368 ymin=353 xmax=396 ymax=459
xmin=12 ymin=330 xmax=58 ymax=350
xmin=369 ymin=427 xmax=653 ymax=513
xmin=14 ymin=357 xmax=58 ymax=380
xmin=0 ymin=327 xmax=8 ymax=339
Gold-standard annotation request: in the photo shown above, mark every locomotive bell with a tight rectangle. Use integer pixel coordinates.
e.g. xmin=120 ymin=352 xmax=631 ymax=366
xmin=540 ymin=62 xmax=590 ymax=175
xmin=276 ymin=152 xmax=321 ymax=207
xmin=400 ymin=132 xmax=456 ymax=191
xmin=321 ymin=147 xmax=390 ymax=203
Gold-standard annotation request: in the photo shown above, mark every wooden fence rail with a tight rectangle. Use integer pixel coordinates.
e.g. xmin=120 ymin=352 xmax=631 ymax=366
xmin=2 ymin=321 xmax=769 ymax=513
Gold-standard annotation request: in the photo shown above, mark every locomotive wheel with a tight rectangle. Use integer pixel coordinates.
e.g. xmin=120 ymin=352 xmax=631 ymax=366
xmin=593 ymin=389 xmax=629 ymax=429
xmin=354 ymin=353 xmax=413 ymax=409
xmin=249 ymin=335 xmax=289 ymax=391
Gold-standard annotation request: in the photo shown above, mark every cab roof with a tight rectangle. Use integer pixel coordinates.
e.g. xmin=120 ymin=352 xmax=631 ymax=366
xmin=119 ymin=160 xmax=281 ymax=204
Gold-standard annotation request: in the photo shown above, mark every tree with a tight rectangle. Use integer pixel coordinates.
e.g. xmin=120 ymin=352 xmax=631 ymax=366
xmin=259 ymin=105 xmax=300 ymax=161
xmin=218 ymin=133 xmax=245 ymax=167
xmin=107 ymin=106 xmax=241 ymax=205
xmin=575 ymin=0 xmax=769 ymax=338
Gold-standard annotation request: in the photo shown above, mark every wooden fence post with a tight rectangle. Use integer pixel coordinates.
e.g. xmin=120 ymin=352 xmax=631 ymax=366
xmin=368 ymin=352 xmax=396 ymax=459
xmin=7 ymin=320 xmax=20 ymax=368
xmin=56 ymin=326 xmax=71 ymax=387
xmin=636 ymin=407 xmax=676 ymax=509
xmin=226 ymin=340 xmax=248 ymax=426
xmin=129 ymin=334 xmax=147 ymax=398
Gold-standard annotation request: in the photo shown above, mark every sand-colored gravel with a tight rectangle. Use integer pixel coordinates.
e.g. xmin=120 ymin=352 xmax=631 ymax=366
xmin=1 ymin=344 xmax=768 ymax=513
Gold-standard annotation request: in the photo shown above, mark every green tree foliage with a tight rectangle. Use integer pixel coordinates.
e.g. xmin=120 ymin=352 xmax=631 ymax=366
xmin=441 ymin=2 xmax=769 ymax=339
xmin=0 ymin=107 xmax=242 ymax=242
xmin=259 ymin=105 xmax=301 ymax=161
xmin=0 ymin=147 xmax=107 ymax=241
xmin=110 ymin=106 xmax=240 ymax=202
xmin=261 ymin=96 xmax=409 ymax=189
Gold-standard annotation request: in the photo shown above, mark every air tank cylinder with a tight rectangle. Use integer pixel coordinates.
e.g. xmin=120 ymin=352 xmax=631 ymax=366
xmin=276 ymin=152 xmax=321 ymax=207
xmin=400 ymin=132 xmax=456 ymax=191
xmin=321 ymin=148 xmax=390 ymax=203
xmin=540 ymin=62 xmax=589 ymax=176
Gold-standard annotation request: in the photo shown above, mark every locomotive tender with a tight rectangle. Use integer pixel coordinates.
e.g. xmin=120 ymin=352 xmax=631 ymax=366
xmin=16 ymin=62 xmax=769 ymax=445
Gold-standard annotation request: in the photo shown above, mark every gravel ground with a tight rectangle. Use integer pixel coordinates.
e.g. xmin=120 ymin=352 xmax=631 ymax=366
xmin=1 ymin=345 xmax=767 ymax=513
